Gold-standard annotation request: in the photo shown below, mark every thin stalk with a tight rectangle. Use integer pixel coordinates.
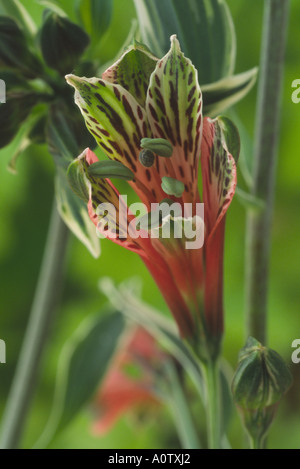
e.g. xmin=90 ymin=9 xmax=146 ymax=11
xmin=245 ymin=0 xmax=290 ymax=344
xmin=202 ymin=360 xmax=221 ymax=450
xmin=0 ymin=200 xmax=69 ymax=449
xmin=164 ymin=361 xmax=201 ymax=449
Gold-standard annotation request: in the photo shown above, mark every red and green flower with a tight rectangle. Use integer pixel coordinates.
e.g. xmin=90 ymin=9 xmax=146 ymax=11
xmin=66 ymin=36 xmax=239 ymax=361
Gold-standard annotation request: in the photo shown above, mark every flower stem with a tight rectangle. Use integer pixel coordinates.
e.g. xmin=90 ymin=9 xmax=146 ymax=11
xmin=202 ymin=360 xmax=221 ymax=449
xmin=165 ymin=360 xmax=201 ymax=449
xmin=0 ymin=200 xmax=69 ymax=449
xmin=245 ymin=0 xmax=290 ymax=344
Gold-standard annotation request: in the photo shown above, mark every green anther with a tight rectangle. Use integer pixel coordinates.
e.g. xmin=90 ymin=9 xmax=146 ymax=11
xmin=161 ymin=176 xmax=185 ymax=198
xmin=140 ymin=138 xmax=173 ymax=157
xmin=139 ymin=149 xmax=155 ymax=167
xmin=88 ymin=161 xmax=134 ymax=181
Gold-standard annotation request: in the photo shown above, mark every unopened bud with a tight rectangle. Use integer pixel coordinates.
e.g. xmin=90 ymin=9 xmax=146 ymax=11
xmin=140 ymin=138 xmax=173 ymax=157
xmin=0 ymin=16 xmax=41 ymax=78
xmin=40 ymin=11 xmax=90 ymax=75
xmin=139 ymin=149 xmax=155 ymax=167
xmin=232 ymin=337 xmax=293 ymax=446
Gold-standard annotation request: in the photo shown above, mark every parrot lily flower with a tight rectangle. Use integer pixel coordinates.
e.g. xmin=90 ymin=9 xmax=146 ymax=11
xmin=92 ymin=326 xmax=163 ymax=435
xmin=66 ymin=36 xmax=238 ymax=361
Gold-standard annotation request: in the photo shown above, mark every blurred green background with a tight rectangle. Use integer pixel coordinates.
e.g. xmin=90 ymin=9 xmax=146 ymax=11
xmin=0 ymin=0 xmax=300 ymax=449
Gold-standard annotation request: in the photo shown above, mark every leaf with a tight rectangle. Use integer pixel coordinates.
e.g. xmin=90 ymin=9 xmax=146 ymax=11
xmin=37 ymin=0 xmax=67 ymax=17
xmin=34 ymin=312 xmax=124 ymax=448
xmin=202 ymin=68 xmax=258 ymax=116
xmin=75 ymin=0 xmax=113 ymax=43
xmin=0 ymin=0 xmax=37 ymax=36
xmin=133 ymin=0 xmax=236 ymax=85
xmin=99 ymin=277 xmax=205 ymax=396
xmin=235 ymin=187 xmax=265 ymax=212
xmin=46 ymin=103 xmax=95 ymax=168
xmin=55 ymin=167 xmax=100 ymax=257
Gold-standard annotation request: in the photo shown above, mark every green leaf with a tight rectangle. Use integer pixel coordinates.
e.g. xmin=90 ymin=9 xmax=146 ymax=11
xmin=75 ymin=0 xmax=113 ymax=43
xmin=39 ymin=11 xmax=90 ymax=75
xmin=55 ymin=167 xmax=100 ymax=258
xmin=0 ymin=0 xmax=37 ymax=36
xmin=46 ymin=103 xmax=96 ymax=168
xmin=99 ymin=278 xmax=205 ymax=396
xmin=7 ymin=113 xmax=46 ymax=173
xmin=34 ymin=312 xmax=124 ymax=448
xmin=133 ymin=0 xmax=236 ymax=85
xmin=37 ymin=0 xmax=67 ymax=17
xmin=235 ymin=187 xmax=265 ymax=212
xmin=202 ymin=68 xmax=258 ymax=116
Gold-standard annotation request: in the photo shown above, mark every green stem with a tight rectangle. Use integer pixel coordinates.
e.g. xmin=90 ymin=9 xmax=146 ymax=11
xmin=202 ymin=360 xmax=221 ymax=450
xmin=165 ymin=361 xmax=201 ymax=449
xmin=249 ymin=435 xmax=264 ymax=450
xmin=245 ymin=0 xmax=290 ymax=344
xmin=0 ymin=200 xmax=69 ymax=449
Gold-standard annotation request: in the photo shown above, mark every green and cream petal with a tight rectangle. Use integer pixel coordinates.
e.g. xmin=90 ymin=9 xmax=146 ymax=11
xmin=146 ymin=35 xmax=203 ymax=203
xmin=66 ymin=74 xmax=165 ymax=206
xmin=102 ymin=42 xmax=158 ymax=108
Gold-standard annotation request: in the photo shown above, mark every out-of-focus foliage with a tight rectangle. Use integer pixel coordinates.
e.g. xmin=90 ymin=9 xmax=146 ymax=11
xmin=0 ymin=0 xmax=300 ymax=449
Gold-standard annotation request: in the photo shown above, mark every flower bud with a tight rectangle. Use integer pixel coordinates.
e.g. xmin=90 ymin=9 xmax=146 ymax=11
xmin=0 ymin=90 xmax=40 ymax=149
xmin=39 ymin=11 xmax=90 ymax=75
xmin=232 ymin=337 xmax=293 ymax=446
xmin=0 ymin=16 xmax=42 ymax=78
xmin=139 ymin=149 xmax=155 ymax=167
xmin=140 ymin=138 xmax=173 ymax=157
xmin=161 ymin=176 xmax=185 ymax=198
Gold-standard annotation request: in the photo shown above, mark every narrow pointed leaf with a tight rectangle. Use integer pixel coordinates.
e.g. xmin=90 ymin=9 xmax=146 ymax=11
xmin=202 ymin=68 xmax=258 ymax=116
xmin=133 ymin=0 xmax=236 ymax=84
xmin=35 ymin=312 xmax=124 ymax=447
xmin=75 ymin=0 xmax=113 ymax=42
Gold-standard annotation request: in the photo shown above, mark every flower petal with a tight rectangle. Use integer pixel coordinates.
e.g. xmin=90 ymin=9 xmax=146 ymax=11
xmin=146 ymin=35 xmax=202 ymax=203
xmin=201 ymin=116 xmax=237 ymax=238
xmin=102 ymin=42 xmax=158 ymax=108
xmin=66 ymin=74 xmax=165 ymax=206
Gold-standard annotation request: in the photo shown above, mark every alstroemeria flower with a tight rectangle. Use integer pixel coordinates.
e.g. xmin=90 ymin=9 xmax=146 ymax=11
xmin=66 ymin=36 xmax=238 ymax=360
xmin=92 ymin=326 xmax=163 ymax=435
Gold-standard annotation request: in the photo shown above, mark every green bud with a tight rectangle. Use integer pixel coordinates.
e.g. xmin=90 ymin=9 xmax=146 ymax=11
xmin=140 ymin=138 xmax=173 ymax=157
xmin=139 ymin=149 xmax=155 ymax=167
xmin=0 ymin=16 xmax=41 ymax=78
xmin=0 ymin=90 xmax=40 ymax=149
xmin=232 ymin=337 xmax=293 ymax=446
xmin=39 ymin=11 xmax=90 ymax=75
xmin=88 ymin=160 xmax=135 ymax=181
xmin=161 ymin=176 xmax=185 ymax=198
